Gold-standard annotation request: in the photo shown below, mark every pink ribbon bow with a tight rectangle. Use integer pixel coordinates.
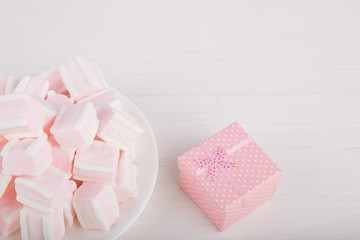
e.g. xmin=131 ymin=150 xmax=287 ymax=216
xmin=194 ymin=137 xmax=254 ymax=199
xmin=196 ymin=147 xmax=236 ymax=181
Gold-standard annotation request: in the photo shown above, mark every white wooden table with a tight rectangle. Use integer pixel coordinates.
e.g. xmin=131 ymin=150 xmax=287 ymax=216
xmin=1 ymin=1 xmax=359 ymax=239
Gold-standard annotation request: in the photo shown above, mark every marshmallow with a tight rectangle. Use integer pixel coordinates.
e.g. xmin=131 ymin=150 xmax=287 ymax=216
xmin=50 ymin=102 xmax=99 ymax=148
xmin=63 ymin=180 xmax=77 ymax=226
xmin=73 ymin=140 xmax=120 ymax=183
xmin=0 ymin=73 xmax=17 ymax=95
xmin=77 ymin=88 xmax=121 ymax=111
xmin=0 ymin=186 xmax=22 ymax=236
xmin=41 ymin=100 xmax=58 ymax=136
xmin=0 ymin=93 xmax=46 ymax=139
xmin=0 ymin=174 xmax=12 ymax=199
xmin=59 ymin=57 xmax=108 ymax=100
xmin=72 ymin=182 xmax=119 ymax=231
xmin=48 ymin=135 xmax=75 ymax=177
xmin=1 ymin=134 xmax=53 ymax=176
xmin=113 ymin=151 xmax=137 ymax=203
xmin=13 ymin=76 xmax=49 ymax=99
xmin=20 ymin=206 xmax=65 ymax=240
xmin=15 ymin=166 xmax=71 ymax=213
xmin=36 ymin=68 xmax=66 ymax=93
xmin=97 ymin=104 xmax=143 ymax=151
xmin=46 ymin=90 xmax=73 ymax=110
xmin=0 ymin=141 xmax=12 ymax=199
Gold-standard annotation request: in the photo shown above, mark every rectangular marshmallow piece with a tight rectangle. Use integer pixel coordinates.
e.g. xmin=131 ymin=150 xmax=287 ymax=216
xmin=0 ymin=141 xmax=12 ymax=198
xmin=0 ymin=186 xmax=22 ymax=236
xmin=46 ymin=90 xmax=73 ymax=110
xmin=0 ymin=93 xmax=47 ymax=140
xmin=36 ymin=68 xmax=66 ymax=93
xmin=63 ymin=180 xmax=77 ymax=226
xmin=1 ymin=134 xmax=53 ymax=176
xmin=73 ymin=140 xmax=120 ymax=183
xmin=20 ymin=206 xmax=65 ymax=240
xmin=59 ymin=57 xmax=108 ymax=100
xmin=0 ymin=73 xmax=17 ymax=95
xmin=48 ymin=135 xmax=75 ymax=177
xmin=50 ymin=102 xmax=99 ymax=148
xmin=15 ymin=166 xmax=71 ymax=213
xmin=13 ymin=76 xmax=49 ymax=99
xmin=0 ymin=173 xmax=11 ymax=199
xmin=97 ymin=104 xmax=143 ymax=151
xmin=113 ymin=151 xmax=137 ymax=203
xmin=72 ymin=182 xmax=119 ymax=231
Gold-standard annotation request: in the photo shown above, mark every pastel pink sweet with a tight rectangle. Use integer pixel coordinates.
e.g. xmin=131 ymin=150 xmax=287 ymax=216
xmin=41 ymin=100 xmax=58 ymax=136
xmin=0 ymin=173 xmax=12 ymax=199
xmin=0 ymin=139 xmax=7 ymax=163
xmin=0 ymin=73 xmax=17 ymax=95
xmin=46 ymin=90 xmax=73 ymax=109
xmin=178 ymin=122 xmax=282 ymax=231
xmin=50 ymin=102 xmax=99 ymax=148
xmin=0 ymin=186 xmax=23 ymax=236
xmin=36 ymin=68 xmax=66 ymax=93
xmin=20 ymin=206 xmax=65 ymax=240
xmin=97 ymin=104 xmax=143 ymax=151
xmin=0 ymin=93 xmax=46 ymax=139
xmin=58 ymin=57 xmax=108 ymax=100
xmin=1 ymin=134 xmax=53 ymax=176
xmin=72 ymin=182 xmax=119 ymax=231
xmin=77 ymin=88 xmax=121 ymax=111
xmin=48 ymin=135 xmax=75 ymax=177
xmin=113 ymin=151 xmax=137 ymax=203
xmin=15 ymin=166 xmax=71 ymax=213
xmin=63 ymin=180 xmax=77 ymax=226
xmin=13 ymin=76 xmax=49 ymax=99
xmin=72 ymin=140 xmax=120 ymax=183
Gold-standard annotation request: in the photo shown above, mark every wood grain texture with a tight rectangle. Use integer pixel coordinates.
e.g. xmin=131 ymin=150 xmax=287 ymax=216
xmin=0 ymin=0 xmax=359 ymax=239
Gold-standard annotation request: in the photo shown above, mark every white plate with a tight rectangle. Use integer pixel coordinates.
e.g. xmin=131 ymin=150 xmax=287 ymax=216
xmin=3 ymin=91 xmax=159 ymax=240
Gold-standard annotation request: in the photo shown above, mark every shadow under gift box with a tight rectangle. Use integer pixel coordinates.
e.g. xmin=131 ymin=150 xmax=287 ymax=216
xmin=178 ymin=122 xmax=282 ymax=231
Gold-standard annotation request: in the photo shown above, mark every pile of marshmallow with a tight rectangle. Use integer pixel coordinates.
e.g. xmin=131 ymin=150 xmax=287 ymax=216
xmin=0 ymin=57 xmax=142 ymax=239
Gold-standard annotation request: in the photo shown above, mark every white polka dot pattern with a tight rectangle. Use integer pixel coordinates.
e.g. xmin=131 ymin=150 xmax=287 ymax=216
xmin=178 ymin=122 xmax=282 ymax=231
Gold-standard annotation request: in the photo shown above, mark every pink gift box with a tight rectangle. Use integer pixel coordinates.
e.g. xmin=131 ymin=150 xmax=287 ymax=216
xmin=178 ymin=122 xmax=282 ymax=231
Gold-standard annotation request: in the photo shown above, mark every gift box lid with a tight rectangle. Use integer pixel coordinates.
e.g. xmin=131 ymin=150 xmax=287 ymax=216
xmin=178 ymin=122 xmax=282 ymax=206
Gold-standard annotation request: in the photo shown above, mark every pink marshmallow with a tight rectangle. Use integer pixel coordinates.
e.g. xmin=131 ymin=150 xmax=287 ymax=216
xmin=77 ymin=88 xmax=121 ymax=111
xmin=72 ymin=140 xmax=120 ymax=183
xmin=0 ymin=93 xmax=47 ymax=140
xmin=0 ymin=174 xmax=12 ymax=199
xmin=15 ymin=166 xmax=71 ymax=213
xmin=113 ymin=151 xmax=137 ymax=203
xmin=50 ymin=102 xmax=99 ymax=148
xmin=36 ymin=68 xmax=66 ymax=94
xmin=0 ymin=73 xmax=17 ymax=95
xmin=41 ymin=100 xmax=58 ymax=136
xmin=0 ymin=141 xmax=12 ymax=199
xmin=13 ymin=76 xmax=49 ymax=99
xmin=1 ymin=134 xmax=53 ymax=176
xmin=46 ymin=90 xmax=73 ymax=110
xmin=63 ymin=180 xmax=77 ymax=226
xmin=20 ymin=206 xmax=65 ymax=240
xmin=59 ymin=57 xmax=108 ymax=100
xmin=0 ymin=186 xmax=22 ymax=236
xmin=72 ymin=182 xmax=119 ymax=231
xmin=48 ymin=135 xmax=75 ymax=177
xmin=97 ymin=104 xmax=143 ymax=151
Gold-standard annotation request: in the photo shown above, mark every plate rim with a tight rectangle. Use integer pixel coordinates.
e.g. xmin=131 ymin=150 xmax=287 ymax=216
xmin=112 ymin=90 xmax=159 ymax=238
